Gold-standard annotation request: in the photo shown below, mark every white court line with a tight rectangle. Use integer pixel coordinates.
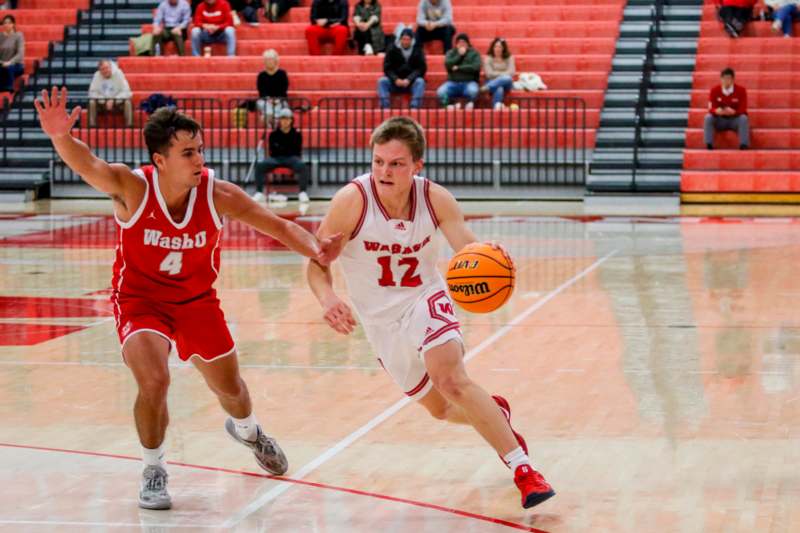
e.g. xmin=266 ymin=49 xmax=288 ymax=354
xmin=0 ymin=520 xmax=219 ymax=529
xmin=222 ymin=249 xmax=619 ymax=528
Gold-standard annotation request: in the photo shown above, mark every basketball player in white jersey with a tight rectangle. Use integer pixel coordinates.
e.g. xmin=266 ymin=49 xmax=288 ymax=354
xmin=307 ymin=117 xmax=555 ymax=509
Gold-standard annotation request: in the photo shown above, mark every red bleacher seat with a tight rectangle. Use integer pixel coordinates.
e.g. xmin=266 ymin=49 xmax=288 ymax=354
xmin=681 ymin=2 xmax=800 ymax=194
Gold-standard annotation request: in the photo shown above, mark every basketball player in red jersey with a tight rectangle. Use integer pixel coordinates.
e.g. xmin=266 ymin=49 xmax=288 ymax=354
xmin=35 ymin=87 xmax=342 ymax=510
xmin=307 ymin=117 xmax=555 ymax=509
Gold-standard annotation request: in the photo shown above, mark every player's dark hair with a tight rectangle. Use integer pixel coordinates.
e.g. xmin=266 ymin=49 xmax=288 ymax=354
xmin=721 ymin=67 xmax=735 ymax=78
xmin=370 ymin=116 xmax=426 ymax=161
xmin=143 ymin=107 xmax=202 ymax=163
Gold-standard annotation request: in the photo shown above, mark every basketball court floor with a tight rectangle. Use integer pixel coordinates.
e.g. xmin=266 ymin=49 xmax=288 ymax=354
xmin=0 ymin=200 xmax=798 ymax=532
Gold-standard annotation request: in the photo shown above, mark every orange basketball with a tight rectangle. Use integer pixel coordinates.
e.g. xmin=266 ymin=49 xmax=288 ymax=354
xmin=446 ymin=242 xmax=515 ymax=313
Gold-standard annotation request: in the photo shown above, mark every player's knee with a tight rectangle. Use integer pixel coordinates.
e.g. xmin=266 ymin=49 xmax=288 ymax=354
xmin=431 ymin=373 xmax=467 ymax=401
xmin=425 ymin=403 xmax=449 ymax=420
xmin=138 ymin=372 xmax=170 ymax=402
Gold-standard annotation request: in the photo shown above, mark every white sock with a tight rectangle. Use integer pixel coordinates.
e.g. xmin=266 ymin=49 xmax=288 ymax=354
xmin=142 ymin=444 xmax=166 ymax=469
xmin=232 ymin=413 xmax=259 ymax=442
xmin=503 ymin=446 xmax=530 ymax=471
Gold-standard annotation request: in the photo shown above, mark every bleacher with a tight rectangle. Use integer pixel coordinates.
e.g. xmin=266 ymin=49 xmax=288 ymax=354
xmin=681 ymin=1 xmax=800 ymax=195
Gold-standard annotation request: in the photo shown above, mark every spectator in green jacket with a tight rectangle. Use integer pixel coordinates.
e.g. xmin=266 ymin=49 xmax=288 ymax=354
xmin=436 ymin=33 xmax=480 ymax=109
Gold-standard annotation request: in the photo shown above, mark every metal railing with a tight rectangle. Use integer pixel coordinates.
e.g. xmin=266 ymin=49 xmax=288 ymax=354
xmin=631 ymin=0 xmax=664 ymax=189
xmin=46 ymin=96 xmax=588 ymax=187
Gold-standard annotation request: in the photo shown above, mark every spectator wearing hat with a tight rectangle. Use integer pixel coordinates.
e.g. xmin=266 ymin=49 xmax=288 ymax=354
xmin=415 ymin=0 xmax=455 ymax=52
xmin=437 ymin=32 xmax=480 ymax=109
xmin=705 ymin=67 xmax=749 ymax=150
xmin=305 ymin=0 xmax=349 ymax=55
xmin=253 ymin=108 xmax=309 ymax=203
xmin=377 ymin=28 xmax=427 ymax=109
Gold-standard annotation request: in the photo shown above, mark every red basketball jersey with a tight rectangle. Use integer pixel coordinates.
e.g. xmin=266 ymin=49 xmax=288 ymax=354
xmin=111 ymin=165 xmax=223 ymax=304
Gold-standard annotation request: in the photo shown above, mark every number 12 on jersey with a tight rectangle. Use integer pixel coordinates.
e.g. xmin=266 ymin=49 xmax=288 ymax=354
xmin=377 ymin=256 xmax=422 ymax=287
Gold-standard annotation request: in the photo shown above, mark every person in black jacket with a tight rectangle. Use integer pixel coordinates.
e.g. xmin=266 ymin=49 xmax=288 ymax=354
xmin=253 ymin=108 xmax=309 ymax=203
xmin=305 ymin=0 xmax=349 ymax=55
xmin=377 ymin=28 xmax=427 ymax=109
xmin=255 ymin=49 xmax=290 ymax=123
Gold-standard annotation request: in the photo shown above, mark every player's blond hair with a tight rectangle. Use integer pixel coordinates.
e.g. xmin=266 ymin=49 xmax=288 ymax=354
xmin=369 ymin=117 xmax=426 ymax=161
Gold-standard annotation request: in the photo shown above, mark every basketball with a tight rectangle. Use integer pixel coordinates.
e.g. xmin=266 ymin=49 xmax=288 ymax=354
xmin=446 ymin=242 xmax=515 ymax=313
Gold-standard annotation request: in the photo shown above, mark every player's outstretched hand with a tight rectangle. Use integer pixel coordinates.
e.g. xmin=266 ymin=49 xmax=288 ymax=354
xmin=322 ymin=295 xmax=356 ymax=335
xmin=486 ymin=240 xmax=516 ymax=276
xmin=316 ymin=232 xmax=344 ymax=266
xmin=34 ymin=87 xmax=81 ymax=139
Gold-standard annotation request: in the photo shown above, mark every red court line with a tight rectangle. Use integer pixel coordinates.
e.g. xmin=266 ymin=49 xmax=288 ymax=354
xmin=0 ymin=442 xmax=550 ymax=533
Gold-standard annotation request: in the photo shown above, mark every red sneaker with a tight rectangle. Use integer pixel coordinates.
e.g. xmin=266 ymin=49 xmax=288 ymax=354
xmin=514 ymin=465 xmax=555 ymax=509
xmin=492 ymin=395 xmax=528 ymax=456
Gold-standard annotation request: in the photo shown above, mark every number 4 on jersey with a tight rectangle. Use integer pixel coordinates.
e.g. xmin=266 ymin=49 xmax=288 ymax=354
xmin=159 ymin=251 xmax=183 ymax=275
xmin=377 ymin=256 xmax=422 ymax=287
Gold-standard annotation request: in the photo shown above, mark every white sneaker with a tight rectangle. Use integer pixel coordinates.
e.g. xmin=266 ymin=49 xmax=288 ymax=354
xmin=772 ymin=19 xmax=782 ymax=32
xmin=298 ymin=191 xmax=310 ymax=203
xmin=252 ymin=191 xmax=266 ymax=202
xmin=364 ymin=44 xmax=374 ymax=55
xmin=465 ymin=102 xmax=474 ymax=111
xmin=494 ymin=102 xmax=505 ymax=110
xmin=268 ymin=192 xmax=288 ymax=203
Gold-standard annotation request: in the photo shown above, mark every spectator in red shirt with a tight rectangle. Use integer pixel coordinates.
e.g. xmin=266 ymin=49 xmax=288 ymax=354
xmin=717 ymin=0 xmax=756 ymax=38
xmin=305 ymin=0 xmax=350 ymax=55
xmin=704 ymin=68 xmax=749 ymax=150
xmin=190 ymin=0 xmax=237 ymax=56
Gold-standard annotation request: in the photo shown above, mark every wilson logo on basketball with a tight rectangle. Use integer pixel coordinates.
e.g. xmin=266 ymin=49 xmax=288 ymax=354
xmin=451 ymin=259 xmax=479 ymax=270
xmin=448 ymin=282 xmax=491 ymax=297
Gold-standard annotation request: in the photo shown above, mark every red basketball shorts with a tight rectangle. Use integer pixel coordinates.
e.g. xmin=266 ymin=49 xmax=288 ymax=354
xmin=113 ymin=292 xmax=235 ymax=363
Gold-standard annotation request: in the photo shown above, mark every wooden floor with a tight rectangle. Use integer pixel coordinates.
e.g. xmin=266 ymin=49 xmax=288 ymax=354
xmin=0 ymin=202 xmax=798 ymax=532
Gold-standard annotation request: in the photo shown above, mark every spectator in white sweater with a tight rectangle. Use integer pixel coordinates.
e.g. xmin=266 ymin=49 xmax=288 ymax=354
xmin=88 ymin=60 xmax=134 ymax=127
xmin=481 ymin=37 xmax=516 ymax=110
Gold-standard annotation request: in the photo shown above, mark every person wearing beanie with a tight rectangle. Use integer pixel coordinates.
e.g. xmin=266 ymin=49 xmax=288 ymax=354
xmin=253 ymin=108 xmax=310 ymax=203
xmin=437 ymin=32 xmax=481 ymax=109
xmin=415 ymin=0 xmax=455 ymax=52
xmin=377 ymin=28 xmax=427 ymax=109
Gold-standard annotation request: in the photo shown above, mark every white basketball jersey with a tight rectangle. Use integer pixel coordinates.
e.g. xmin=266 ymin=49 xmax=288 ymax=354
xmin=339 ymin=173 xmax=445 ymax=325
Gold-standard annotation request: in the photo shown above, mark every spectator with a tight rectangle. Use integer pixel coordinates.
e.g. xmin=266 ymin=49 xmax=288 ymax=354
xmin=481 ymin=37 xmax=515 ymax=110
xmin=377 ymin=28 xmax=426 ymax=109
xmin=88 ymin=60 xmax=134 ymax=127
xmin=256 ymin=49 xmax=289 ymax=122
xmin=768 ymin=0 xmax=799 ymax=37
xmin=353 ymin=0 xmax=385 ymax=56
xmin=152 ymin=0 xmax=192 ymax=56
xmin=191 ymin=0 xmax=236 ymax=56
xmin=717 ymin=0 xmax=756 ymax=38
xmin=253 ymin=109 xmax=310 ymax=204
xmin=266 ymin=0 xmax=299 ymax=22
xmin=705 ymin=68 xmax=749 ymax=150
xmin=305 ymin=0 xmax=349 ymax=55
xmin=437 ymin=33 xmax=480 ymax=109
xmin=230 ymin=0 xmax=261 ymax=25
xmin=416 ymin=0 xmax=455 ymax=52
xmin=0 ymin=15 xmax=23 ymax=93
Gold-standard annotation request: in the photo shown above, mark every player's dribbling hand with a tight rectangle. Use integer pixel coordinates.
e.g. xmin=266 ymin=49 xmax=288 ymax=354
xmin=34 ymin=87 xmax=81 ymax=139
xmin=322 ymin=296 xmax=357 ymax=334
xmin=316 ymin=232 xmax=344 ymax=266
xmin=486 ymin=240 xmax=516 ymax=276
